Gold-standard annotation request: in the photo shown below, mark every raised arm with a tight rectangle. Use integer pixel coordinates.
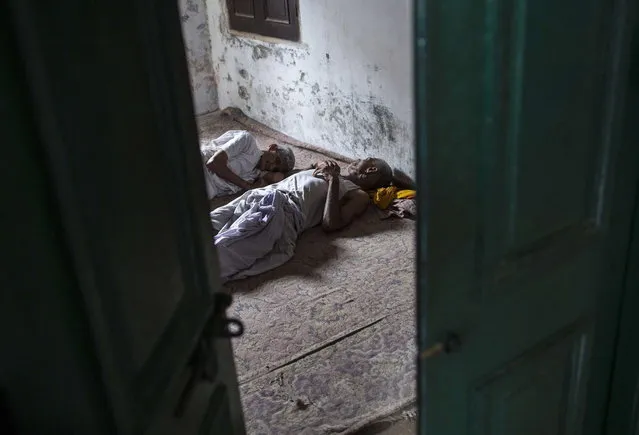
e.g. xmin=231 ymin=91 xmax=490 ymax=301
xmin=315 ymin=161 xmax=370 ymax=232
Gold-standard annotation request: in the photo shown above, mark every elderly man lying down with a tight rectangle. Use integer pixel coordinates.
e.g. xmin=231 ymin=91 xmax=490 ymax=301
xmin=201 ymin=130 xmax=296 ymax=199
xmin=211 ymin=157 xmax=409 ymax=282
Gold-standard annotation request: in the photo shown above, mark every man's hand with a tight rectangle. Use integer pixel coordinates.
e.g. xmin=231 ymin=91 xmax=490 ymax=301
xmin=250 ymin=178 xmax=267 ymax=189
xmin=206 ymin=153 xmax=252 ymax=190
xmin=313 ymin=160 xmax=341 ymax=181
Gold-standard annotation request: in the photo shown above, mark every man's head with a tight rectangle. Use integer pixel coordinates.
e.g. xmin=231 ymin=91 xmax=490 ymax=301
xmin=346 ymin=158 xmax=393 ymax=190
xmin=259 ymin=144 xmax=296 ymax=172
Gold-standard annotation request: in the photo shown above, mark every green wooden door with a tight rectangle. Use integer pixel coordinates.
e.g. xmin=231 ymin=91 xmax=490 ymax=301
xmin=6 ymin=1 xmax=244 ymax=434
xmin=415 ymin=0 xmax=639 ymax=433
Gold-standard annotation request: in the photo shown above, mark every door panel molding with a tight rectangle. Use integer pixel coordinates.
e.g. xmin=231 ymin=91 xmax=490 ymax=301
xmin=470 ymin=322 xmax=589 ymax=435
xmin=417 ymin=0 xmax=639 ymax=431
xmin=476 ymin=0 xmax=611 ymax=302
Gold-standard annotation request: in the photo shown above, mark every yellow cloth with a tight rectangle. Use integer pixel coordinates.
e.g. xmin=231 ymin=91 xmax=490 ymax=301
xmin=396 ymin=190 xmax=416 ymax=200
xmin=369 ymin=187 xmax=416 ymax=210
xmin=369 ymin=186 xmax=397 ymax=209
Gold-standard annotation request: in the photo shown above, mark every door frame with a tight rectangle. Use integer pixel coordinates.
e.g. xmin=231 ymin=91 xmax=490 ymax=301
xmin=581 ymin=0 xmax=639 ymax=432
xmin=605 ymin=180 xmax=639 ymax=435
xmin=604 ymin=3 xmax=639 ymax=431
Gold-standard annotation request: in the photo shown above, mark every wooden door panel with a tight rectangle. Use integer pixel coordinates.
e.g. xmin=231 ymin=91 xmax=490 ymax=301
xmin=146 ymin=334 xmax=244 ymax=435
xmin=44 ymin=9 xmax=213 ymax=426
xmin=419 ymin=0 xmax=636 ymax=430
xmin=477 ymin=0 xmax=610 ymax=299
xmin=480 ymin=0 xmax=606 ymax=267
xmin=508 ymin=0 xmax=602 ymax=249
xmin=148 ymin=383 xmax=232 ymax=435
xmin=232 ymin=0 xmax=255 ymax=18
xmin=199 ymin=386 xmax=233 ymax=434
xmin=8 ymin=0 xmax=243 ymax=432
xmin=98 ymin=129 xmax=194 ymax=370
xmin=471 ymin=326 xmax=589 ymax=435
xmin=264 ymin=0 xmax=291 ymax=24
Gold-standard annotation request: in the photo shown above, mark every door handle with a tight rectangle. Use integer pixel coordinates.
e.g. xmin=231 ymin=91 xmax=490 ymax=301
xmin=420 ymin=332 xmax=461 ymax=360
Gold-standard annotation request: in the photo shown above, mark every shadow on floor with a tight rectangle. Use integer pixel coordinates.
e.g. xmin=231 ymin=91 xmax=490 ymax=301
xmin=223 ymin=207 xmax=409 ymax=291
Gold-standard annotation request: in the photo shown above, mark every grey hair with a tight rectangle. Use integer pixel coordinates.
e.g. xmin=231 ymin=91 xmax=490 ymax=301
xmin=275 ymin=146 xmax=296 ymax=172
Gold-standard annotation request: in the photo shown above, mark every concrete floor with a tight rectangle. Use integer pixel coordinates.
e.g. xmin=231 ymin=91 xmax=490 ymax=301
xmin=380 ymin=421 xmax=416 ymax=435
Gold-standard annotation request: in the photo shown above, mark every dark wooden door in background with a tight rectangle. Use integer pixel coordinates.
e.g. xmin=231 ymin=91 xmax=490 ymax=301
xmin=227 ymin=0 xmax=300 ymax=41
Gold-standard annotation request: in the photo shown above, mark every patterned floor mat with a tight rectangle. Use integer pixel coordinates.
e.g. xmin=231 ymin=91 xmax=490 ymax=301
xmin=198 ymin=109 xmax=416 ymax=434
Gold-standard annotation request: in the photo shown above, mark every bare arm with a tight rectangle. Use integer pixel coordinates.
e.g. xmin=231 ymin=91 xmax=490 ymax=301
xmin=261 ymin=171 xmax=285 ymax=185
xmin=319 ymin=169 xmax=370 ymax=232
xmin=206 ymin=150 xmax=251 ymax=190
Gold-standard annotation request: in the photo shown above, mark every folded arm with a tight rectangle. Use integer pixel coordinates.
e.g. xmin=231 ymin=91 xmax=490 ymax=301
xmin=261 ymin=171 xmax=285 ymax=185
xmin=321 ymin=175 xmax=370 ymax=232
xmin=206 ymin=150 xmax=252 ymax=190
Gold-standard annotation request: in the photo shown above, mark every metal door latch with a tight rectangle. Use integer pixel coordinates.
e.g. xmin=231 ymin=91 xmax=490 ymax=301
xmin=174 ymin=293 xmax=244 ymax=417
xmin=212 ymin=293 xmax=244 ymax=338
xmin=420 ymin=332 xmax=462 ymax=360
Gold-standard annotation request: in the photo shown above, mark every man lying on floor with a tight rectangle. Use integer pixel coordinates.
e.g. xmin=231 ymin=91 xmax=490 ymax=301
xmin=201 ymin=130 xmax=296 ymax=199
xmin=211 ymin=157 xmax=408 ymax=282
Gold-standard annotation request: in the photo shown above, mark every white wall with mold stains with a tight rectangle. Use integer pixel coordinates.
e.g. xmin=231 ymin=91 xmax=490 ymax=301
xmin=179 ymin=0 xmax=218 ymax=115
xmin=206 ymin=0 xmax=414 ymax=176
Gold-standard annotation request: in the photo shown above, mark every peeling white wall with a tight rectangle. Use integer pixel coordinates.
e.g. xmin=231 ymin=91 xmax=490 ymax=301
xmin=179 ymin=0 xmax=218 ymax=115
xmin=207 ymin=0 xmax=414 ymax=176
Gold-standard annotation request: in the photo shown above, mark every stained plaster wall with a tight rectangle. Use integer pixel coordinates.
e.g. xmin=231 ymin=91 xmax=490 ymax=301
xmin=207 ymin=0 xmax=414 ymax=176
xmin=179 ymin=0 xmax=218 ymax=115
